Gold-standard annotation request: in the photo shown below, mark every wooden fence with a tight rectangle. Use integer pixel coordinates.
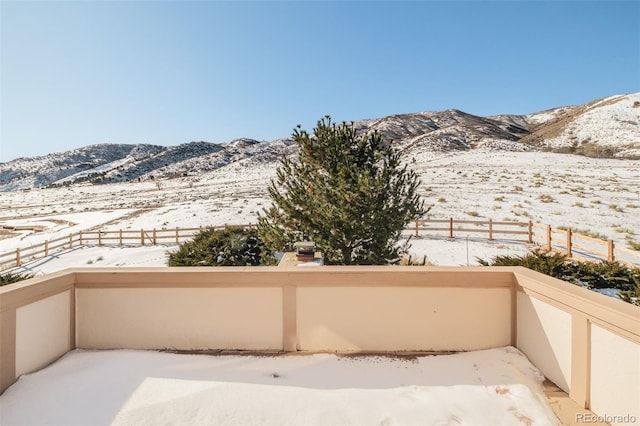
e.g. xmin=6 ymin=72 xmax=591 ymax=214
xmin=529 ymin=223 xmax=640 ymax=266
xmin=0 ymin=224 xmax=254 ymax=271
xmin=412 ymin=218 xmax=534 ymax=242
xmin=412 ymin=218 xmax=640 ymax=266
xmin=1 ymin=219 xmax=639 ymax=271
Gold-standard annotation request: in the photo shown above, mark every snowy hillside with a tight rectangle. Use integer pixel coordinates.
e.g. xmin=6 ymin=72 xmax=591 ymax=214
xmin=0 ymin=144 xmax=142 ymax=191
xmin=0 ymin=140 xmax=288 ymax=191
xmin=1 ymin=92 xmax=637 ymax=192
xmin=353 ymin=109 xmax=532 ymax=154
xmin=521 ymin=93 xmax=640 ymax=158
xmin=553 ymin=94 xmax=640 ymax=157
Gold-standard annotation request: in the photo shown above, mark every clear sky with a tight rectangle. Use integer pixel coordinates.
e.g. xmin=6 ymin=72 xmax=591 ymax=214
xmin=1 ymin=1 xmax=638 ymax=162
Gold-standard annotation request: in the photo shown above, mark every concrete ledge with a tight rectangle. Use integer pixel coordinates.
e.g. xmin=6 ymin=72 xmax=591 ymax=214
xmin=544 ymin=380 xmax=609 ymax=426
xmin=278 ymin=252 xmax=323 ymax=267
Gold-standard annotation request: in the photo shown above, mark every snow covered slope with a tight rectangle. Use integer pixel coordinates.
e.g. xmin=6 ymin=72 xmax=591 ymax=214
xmin=0 ymin=140 xmax=294 ymax=191
xmin=520 ymin=93 xmax=640 ymax=158
xmin=1 ymin=92 xmax=637 ymax=192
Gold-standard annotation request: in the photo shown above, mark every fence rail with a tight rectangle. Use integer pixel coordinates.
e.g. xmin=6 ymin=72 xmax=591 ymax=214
xmin=1 ymin=219 xmax=639 ymax=271
xmin=0 ymin=224 xmax=255 ymax=271
xmin=412 ymin=218 xmax=534 ymax=242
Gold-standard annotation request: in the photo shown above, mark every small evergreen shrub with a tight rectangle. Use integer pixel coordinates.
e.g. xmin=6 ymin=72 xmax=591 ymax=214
xmin=618 ymin=275 xmax=640 ymax=306
xmin=478 ymin=249 xmax=640 ymax=305
xmin=168 ymin=227 xmax=276 ymax=266
xmin=571 ymin=260 xmax=636 ymax=291
xmin=477 ymin=249 xmax=574 ymax=279
xmin=0 ymin=272 xmax=35 ymax=287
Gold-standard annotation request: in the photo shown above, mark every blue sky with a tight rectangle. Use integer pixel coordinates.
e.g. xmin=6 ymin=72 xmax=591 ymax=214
xmin=1 ymin=1 xmax=638 ymax=162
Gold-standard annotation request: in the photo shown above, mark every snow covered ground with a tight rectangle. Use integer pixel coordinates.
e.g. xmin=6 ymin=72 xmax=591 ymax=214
xmin=0 ymin=346 xmax=559 ymax=426
xmin=1 ymin=151 xmax=638 ymax=273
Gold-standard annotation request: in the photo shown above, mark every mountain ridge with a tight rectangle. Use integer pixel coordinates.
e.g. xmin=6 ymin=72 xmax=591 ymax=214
xmin=1 ymin=92 xmax=637 ymax=192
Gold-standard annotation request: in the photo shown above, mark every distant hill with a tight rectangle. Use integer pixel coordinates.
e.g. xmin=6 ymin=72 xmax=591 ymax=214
xmin=1 ymin=92 xmax=637 ymax=191
xmin=519 ymin=93 xmax=640 ymax=158
xmin=0 ymin=139 xmax=297 ymax=191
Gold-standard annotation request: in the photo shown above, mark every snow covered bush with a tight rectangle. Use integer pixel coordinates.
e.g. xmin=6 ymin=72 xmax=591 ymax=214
xmin=168 ymin=227 xmax=276 ymax=266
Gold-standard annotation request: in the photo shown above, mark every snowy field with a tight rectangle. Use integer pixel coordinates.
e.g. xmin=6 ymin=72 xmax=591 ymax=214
xmin=0 ymin=346 xmax=559 ymax=426
xmin=1 ymin=151 xmax=639 ymax=273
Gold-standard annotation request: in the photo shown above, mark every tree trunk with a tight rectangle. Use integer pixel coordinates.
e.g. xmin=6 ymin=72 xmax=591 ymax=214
xmin=341 ymin=246 xmax=353 ymax=265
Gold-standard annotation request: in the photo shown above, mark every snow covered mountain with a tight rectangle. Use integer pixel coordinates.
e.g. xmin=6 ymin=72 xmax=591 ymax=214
xmin=354 ymin=109 xmax=536 ymax=154
xmin=519 ymin=93 xmax=640 ymax=158
xmin=1 ymin=93 xmax=637 ymax=191
xmin=0 ymin=139 xmax=297 ymax=191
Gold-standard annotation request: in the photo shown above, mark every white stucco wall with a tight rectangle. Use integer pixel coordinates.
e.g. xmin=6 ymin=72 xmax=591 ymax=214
xmin=76 ymin=288 xmax=283 ymax=350
xmin=517 ymin=292 xmax=572 ymax=392
xmin=15 ymin=290 xmax=71 ymax=377
xmin=590 ymin=324 xmax=640 ymax=426
xmin=297 ymin=287 xmax=512 ymax=351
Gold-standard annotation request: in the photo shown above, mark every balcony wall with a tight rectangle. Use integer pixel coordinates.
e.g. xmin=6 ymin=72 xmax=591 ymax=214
xmin=514 ymin=267 xmax=639 ymax=424
xmin=1 ymin=266 xmax=638 ymax=425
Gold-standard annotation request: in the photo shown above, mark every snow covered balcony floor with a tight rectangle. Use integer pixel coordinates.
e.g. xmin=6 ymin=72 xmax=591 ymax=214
xmin=3 ymin=346 xmax=563 ymax=425
xmin=1 ymin=267 xmax=638 ymax=425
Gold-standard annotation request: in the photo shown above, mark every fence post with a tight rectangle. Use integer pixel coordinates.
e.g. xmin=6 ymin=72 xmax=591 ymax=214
xmin=528 ymin=221 xmax=533 ymax=243
xmin=79 ymin=231 xmax=83 ymax=245
xmin=16 ymin=247 xmax=21 ymax=266
xmin=488 ymin=219 xmax=493 ymax=241
xmin=175 ymin=227 xmax=179 ymax=244
xmin=153 ymin=228 xmax=157 ymax=245
xmin=98 ymin=231 xmax=102 ymax=246
xmin=608 ymin=240 xmax=615 ymax=262
xmin=566 ymin=228 xmax=572 ymax=257
xmin=449 ymin=217 xmax=454 ymax=239
xmin=45 ymin=240 xmax=49 ymax=256
xmin=546 ymin=225 xmax=552 ymax=251
xmin=141 ymin=229 xmax=144 ymax=246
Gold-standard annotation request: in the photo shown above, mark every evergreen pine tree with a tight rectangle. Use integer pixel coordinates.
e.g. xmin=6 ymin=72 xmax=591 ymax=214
xmin=257 ymin=116 xmax=427 ymax=265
